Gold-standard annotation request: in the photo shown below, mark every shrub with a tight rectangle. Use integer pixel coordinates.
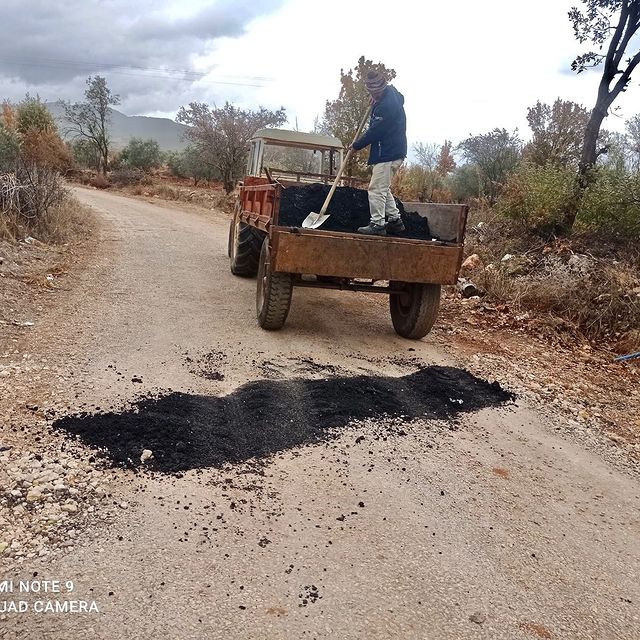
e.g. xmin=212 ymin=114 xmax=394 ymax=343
xmin=89 ymin=174 xmax=110 ymax=189
xmin=580 ymin=168 xmax=640 ymax=236
xmin=475 ymin=251 xmax=640 ymax=344
xmin=70 ymin=139 xmax=101 ymax=171
xmin=496 ymin=162 xmax=575 ymax=233
xmin=167 ymin=146 xmax=215 ymax=185
xmin=109 ymin=167 xmax=145 ymax=186
xmin=393 ymin=165 xmax=453 ymax=202
xmin=120 ymin=138 xmax=162 ymax=171
xmin=0 ymin=99 xmax=73 ymax=239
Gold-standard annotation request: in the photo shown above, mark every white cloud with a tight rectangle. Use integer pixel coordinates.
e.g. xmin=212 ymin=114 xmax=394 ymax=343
xmin=2 ymin=0 xmax=638 ymax=149
xmin=201 ymin=0 xmax=640 ymax=146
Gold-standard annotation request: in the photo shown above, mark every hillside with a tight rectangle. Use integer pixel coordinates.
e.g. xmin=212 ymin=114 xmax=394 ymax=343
xmin=45 ymin=102 xmax=189 ymax=151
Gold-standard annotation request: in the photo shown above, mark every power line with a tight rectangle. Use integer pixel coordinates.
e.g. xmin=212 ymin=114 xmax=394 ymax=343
xmin=0 ymin=56 xmax=271 ymax=87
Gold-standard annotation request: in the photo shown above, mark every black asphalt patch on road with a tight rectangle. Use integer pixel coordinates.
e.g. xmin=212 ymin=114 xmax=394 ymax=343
xmin=52 ymin=366 xmax=514 ymax=473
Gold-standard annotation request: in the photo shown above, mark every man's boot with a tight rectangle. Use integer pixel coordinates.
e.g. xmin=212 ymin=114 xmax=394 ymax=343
xmin=357 ymin=222 xmax=387 ymax=236
xmin=386 ymin=217 xmax=405 ymax=234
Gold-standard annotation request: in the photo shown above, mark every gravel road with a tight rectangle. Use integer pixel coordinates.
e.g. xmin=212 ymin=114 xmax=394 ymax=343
xmin=2 ymin=187 xmax=639 ymax=640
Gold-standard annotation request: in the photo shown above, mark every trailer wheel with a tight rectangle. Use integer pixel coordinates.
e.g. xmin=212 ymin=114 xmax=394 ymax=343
xmin=229 ymin=208 xmax=264 ymax=277
xmin=256 ymin=238 xmax=293 ymax=330
xmin=390 ymin=282 xmax=441 ymax=339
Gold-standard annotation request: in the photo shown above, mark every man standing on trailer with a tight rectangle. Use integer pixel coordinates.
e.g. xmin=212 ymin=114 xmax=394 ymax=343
xmin=351 ymin=69 xmax=407 ymax=237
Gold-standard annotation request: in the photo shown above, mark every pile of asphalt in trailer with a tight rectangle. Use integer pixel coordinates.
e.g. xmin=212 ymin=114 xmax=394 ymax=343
xmin=52 ymin=366 xmax=514 ymax=473
xmin=278 ymin=184 xmax=431 ymax=240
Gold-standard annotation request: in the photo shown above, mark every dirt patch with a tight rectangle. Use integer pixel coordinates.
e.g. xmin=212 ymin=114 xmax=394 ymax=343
xmin=278 ymin=184 xmax=432 ymax=239
xmin=519 ymin=622 xmax=553 ymax=639
xmin=437 ymin=292 xmax=640 ymax=454
xmin=0 ymin=211 xmax=96 ymax=353
xmin=52 ymin=366 xmax=515 ymax=473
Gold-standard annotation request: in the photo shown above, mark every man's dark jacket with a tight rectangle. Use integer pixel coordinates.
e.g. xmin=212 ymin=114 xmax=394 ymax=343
xmin=352 ymin=85 xmax=407 ymax=165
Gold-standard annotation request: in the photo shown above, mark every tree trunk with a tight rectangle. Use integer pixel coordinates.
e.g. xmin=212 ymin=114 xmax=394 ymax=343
xmin=558 ymin=0 xmax=640 ymax=234
xmin=559 ymin=98 xmax=609 ymax=233
xmin=100 ymin=141 xmax=109 ymax=176
xmin=223 ymin=171 xmax=234 ymax=194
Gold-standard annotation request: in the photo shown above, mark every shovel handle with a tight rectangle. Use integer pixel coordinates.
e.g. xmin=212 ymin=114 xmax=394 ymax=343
xmin=318 ymin=106 xmax=371 ymax=217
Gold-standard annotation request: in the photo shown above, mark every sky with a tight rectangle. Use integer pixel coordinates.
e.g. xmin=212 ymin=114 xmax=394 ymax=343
xmin=2 ymin=0 xmax=639 ymax=152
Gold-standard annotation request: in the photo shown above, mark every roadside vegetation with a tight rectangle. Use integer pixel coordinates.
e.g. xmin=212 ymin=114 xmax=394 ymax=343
xmin=0 ymin=96 xmax=84 ymax=243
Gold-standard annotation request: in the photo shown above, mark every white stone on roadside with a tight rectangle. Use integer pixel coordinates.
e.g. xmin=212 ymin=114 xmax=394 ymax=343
xmin=140 ymin=449 xmax=153 ymax=463
xmin=26 ymin=487 xmax=44 ymax=502
xmin=60 ymin=501 xmax=78 ymax=514
xmin=119 ymin=501 xmax=129 ymax=509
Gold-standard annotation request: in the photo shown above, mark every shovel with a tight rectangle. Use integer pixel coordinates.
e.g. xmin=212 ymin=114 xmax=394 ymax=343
xmin=302 ymin=105 xmax=371 ymax=229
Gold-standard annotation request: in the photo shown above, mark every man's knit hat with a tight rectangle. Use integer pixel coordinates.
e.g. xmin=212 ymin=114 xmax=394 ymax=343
xmin=364 ymin=70 xmax=387 ymax=93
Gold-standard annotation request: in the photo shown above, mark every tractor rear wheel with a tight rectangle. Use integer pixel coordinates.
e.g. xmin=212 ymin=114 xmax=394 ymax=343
xmin=229 ymin=207 xmax=264 ymax=277
xmin=389 ymin=282 xmax=441 ymax=339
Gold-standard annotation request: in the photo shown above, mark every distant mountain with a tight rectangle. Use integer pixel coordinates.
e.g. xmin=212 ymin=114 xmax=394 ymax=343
xmin=45 ymin=102 xmax=189 ymax=151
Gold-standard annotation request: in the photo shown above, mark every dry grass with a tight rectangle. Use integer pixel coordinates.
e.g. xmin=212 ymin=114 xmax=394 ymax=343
xmin=120 ymin=179 xmax=236 ymax=213
xmin=1 ymin=193 xmax=90 ymax=244
xmin=462 ymin=203 xmax=640 ymax=350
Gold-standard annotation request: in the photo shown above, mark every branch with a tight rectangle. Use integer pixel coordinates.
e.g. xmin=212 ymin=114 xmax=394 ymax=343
xmin=611 ymin=48 xmax=640 ymax=96
xmin=612 ymin=2 xmax=637 ymax=69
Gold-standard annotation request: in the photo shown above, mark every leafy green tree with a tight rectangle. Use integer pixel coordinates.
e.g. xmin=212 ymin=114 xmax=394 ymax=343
xmin=120 ymin=138 xmax=162 ymax=171
xmin=70 ymin=139 xmax=101 ymax=171
xmin=457 ymin=129 xmax=522 ymax=204
xmin=600 ymin=131 xmax=632 ymax=171
xmin=176 ymin=102 xmax=286 ymax=193
xmin=320 ymin=56 xmax=396 ymax=178
xmin=15 ymin=95 xmax=57 ymax=135
xmin=166 ymin=146 xmax=217 ymax=185
xmin=524 ymin=99 xmax=590 ymax=167
xmin=626 ymin=113 xmax=640 ymax=170
xmin=562 ymin=0 xmax=640 ymax=230
xmin=63 ymin=76 xmax=120 ymax=175
xmin=450 ymin=164 xmax=483 ymax=201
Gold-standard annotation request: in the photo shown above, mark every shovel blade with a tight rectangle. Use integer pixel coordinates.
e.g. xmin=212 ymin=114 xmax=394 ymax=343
xmin=302 ymin=211 xmax=330 ymax=229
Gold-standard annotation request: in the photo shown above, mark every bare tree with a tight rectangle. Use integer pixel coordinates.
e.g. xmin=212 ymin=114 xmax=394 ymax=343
xmin=63 ymin=76 xmax=120 ymax=175
xmin=413 ymin=142 xmax=439 ymax=170
xmin=177 ymin=102 xmax=286 ymax=193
